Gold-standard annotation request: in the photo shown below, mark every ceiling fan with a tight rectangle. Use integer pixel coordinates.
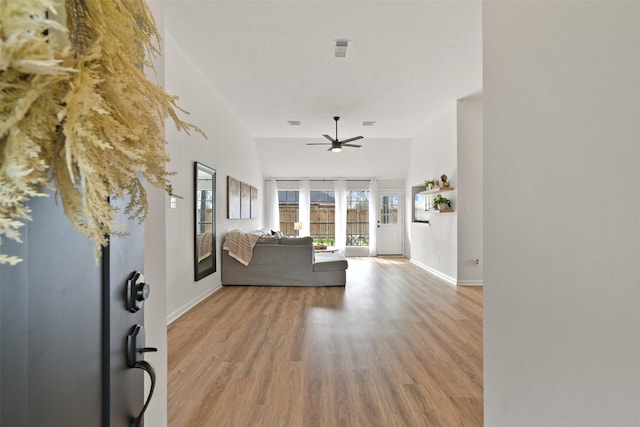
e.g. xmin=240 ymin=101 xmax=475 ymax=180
xmin=307 ymin=116 xmax=364 ymax=152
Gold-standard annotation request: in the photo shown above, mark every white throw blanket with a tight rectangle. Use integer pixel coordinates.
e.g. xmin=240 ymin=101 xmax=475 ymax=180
xmin=197 ymin=231 xmax=213 ymax=262
xmin=222 ymin=230 xmax=260 ymax=266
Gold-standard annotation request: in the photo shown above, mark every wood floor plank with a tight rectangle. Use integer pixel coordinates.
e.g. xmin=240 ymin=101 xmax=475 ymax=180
xmin=168 ymin=256 xmax=483 ymax=426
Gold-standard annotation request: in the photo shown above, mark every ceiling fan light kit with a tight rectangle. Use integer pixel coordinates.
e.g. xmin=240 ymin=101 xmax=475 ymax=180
xmin=307 ymin=116 xmax=364 ymax=152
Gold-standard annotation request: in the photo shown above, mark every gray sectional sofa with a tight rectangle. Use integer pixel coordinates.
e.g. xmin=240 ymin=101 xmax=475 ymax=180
xmin=221 ymin=235 xmax=348 ymax=286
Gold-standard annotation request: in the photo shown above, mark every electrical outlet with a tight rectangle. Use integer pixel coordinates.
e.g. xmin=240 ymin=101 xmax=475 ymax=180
xmin=475 ymin=258 xmax=480 ymax=265
xmin=170 ymin=197 xmax=177 ymax=209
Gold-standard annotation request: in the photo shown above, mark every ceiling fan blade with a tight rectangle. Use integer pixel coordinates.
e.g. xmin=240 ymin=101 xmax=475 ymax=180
xmin=312 ymin=119 xmax=365 ymax=151
xmin=339 ymin=136 xmax=364 ymax=144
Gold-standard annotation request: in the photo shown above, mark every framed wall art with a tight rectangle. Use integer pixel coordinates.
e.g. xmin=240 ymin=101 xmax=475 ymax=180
xmin=240 ymin=182 xmax=251 ymax=219
xmin=227 ymin=176 xmax=241 ymax=219
xmin=250 ymin=186 xmax=258 ymax=219
xmin=227 ymin=176 xmax=258 ymax=220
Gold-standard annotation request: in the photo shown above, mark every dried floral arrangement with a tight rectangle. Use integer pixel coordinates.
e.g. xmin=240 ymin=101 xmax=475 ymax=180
xmin=0 ymin=0 xmax=204 ymax=264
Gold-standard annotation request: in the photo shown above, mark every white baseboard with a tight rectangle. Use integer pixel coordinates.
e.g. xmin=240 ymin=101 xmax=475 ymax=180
xmin=166 ymin=283 xmax=222 ymax=325
xmin=410 ymin=259 xmax=457 ymax=286
xmin=457 ymin=280 xmax=484 ymax=286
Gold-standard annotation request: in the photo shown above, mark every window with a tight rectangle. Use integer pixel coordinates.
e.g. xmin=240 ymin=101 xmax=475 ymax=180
xmin=278 ymin=190 xmax=299 ymax=235
xmin=380 ymin=195 xmax=399 ymax=224
xmin=310 ymin=190 xmax=335 ymax=244
xmin=346 ymin=190 xmax=369 ymax=246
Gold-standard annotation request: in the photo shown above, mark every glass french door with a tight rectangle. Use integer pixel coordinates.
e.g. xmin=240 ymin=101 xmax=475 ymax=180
xmin=377 ymin=191 xmax=404 ymax=255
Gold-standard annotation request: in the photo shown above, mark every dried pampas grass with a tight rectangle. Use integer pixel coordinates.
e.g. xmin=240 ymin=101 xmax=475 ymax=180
xmin=0 ymin=0 xmax=204 ymax=264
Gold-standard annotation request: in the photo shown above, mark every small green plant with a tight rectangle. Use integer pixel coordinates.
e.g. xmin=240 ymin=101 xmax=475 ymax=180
xmin=425 ymin=179 xmax=436 ymax=188
xmin=433 ymin=194 xmax=451 ymax=210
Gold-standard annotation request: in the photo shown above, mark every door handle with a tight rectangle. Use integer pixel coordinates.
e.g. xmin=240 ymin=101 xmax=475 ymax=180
xmin=127 ymin=324 xmax=157 ymax=367
xmin=130 ymin=360 xmax=155 ymax=427
xmin=127 ymin=324 xmax=157 ymax=427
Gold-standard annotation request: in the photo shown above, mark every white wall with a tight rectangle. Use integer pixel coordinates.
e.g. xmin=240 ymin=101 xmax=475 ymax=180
xmin=164 ymin=33 xmax=264 ymax=322
xmin=484 ymin=2 xmax=640 ymax=426
xmin=457 ymin=96 xmax=483 ymax=285
xmin=406 ymin=103 xmax=458 ymax=282
xmin=377 ymin=179 xmax=404 ymax=190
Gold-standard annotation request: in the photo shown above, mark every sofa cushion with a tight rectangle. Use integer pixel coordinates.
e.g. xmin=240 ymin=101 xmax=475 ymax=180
xmin=256 ymin=236 xmax=280 ymax=245
xmin=313 ymin=252 xmax=348 ymax=272
xmin=280 ymin=236 xmax=313 ymax=245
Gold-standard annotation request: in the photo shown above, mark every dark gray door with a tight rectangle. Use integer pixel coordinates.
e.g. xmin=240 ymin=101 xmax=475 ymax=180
xmin=105 ymin=198 xmax=145 ymax=426
xmin=0 ymin=192 xmax=146 ymax=426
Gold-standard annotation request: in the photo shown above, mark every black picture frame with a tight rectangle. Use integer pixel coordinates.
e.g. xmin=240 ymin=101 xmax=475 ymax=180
xmin=194 ymin=162 xmax=216 ymax=281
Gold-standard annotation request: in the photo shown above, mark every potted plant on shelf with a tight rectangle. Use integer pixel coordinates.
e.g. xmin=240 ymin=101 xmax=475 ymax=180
xmin=432 ymin=194 xmax=452 ymax=212
xmin=425 ymin=179 xmax=435 ymax=190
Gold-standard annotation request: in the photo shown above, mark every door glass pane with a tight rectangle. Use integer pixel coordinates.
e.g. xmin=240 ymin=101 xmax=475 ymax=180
xmin=380 ymin=195 xmax=399 ymax=225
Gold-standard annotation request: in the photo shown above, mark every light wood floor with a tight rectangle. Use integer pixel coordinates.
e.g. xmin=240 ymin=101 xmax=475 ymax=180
xmin=168 ymin=257 xmax=483 ymax=426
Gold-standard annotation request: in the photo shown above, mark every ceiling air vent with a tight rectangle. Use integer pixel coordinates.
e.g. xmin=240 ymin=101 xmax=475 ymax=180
xmin=362 ymin=121 xmax=376 ymax=127
xmin=334 ymin=40 xmax=349 ymax=58
xmin=287 ymin=121 xmax=301 ymax=126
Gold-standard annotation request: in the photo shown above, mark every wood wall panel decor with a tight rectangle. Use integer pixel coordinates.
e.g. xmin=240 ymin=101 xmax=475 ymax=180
xmin=240 ymin=182 xmax=251 ymax=219
xmin=250 ymin=186 xmax=258 ymax=219
xmin=227 ymin=176 xmax=241 ymax=219
xmin=227 ymin=176 xmax=258 ymax=220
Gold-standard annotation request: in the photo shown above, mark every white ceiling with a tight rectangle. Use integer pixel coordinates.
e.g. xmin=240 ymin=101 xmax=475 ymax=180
xmin=163 ymin=0 xmax=482 ymax=144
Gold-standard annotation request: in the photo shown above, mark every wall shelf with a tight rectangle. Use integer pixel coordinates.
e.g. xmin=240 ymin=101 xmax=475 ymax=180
xmin=419 ymin=186 xmax=455 ymax=195
xmin=420 ymin=186 xmax=455 ymax=213
xmin=413 ymin=183 xmax=456 ymax=221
